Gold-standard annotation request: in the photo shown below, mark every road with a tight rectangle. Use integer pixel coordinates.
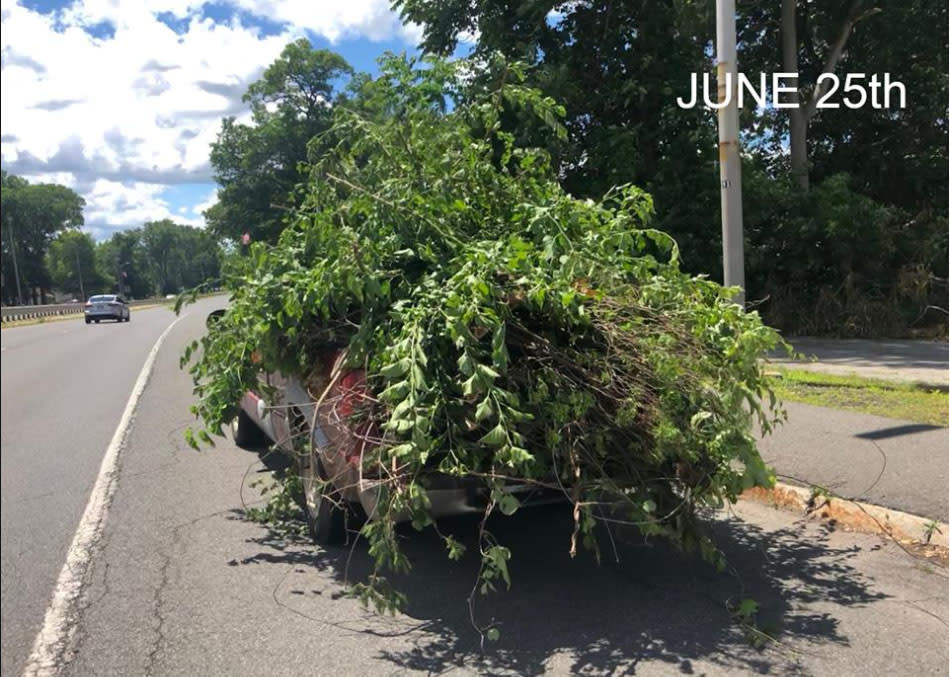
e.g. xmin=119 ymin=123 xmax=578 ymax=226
xmin=1 ymin=299 xmax=947 ymax=675
xmin=1 ymin=302 xmax=201 ymax=676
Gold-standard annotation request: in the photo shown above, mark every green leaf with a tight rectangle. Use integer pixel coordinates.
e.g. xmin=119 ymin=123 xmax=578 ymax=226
xmin=498 ymin=492 xmax=520 ymax=515
xmin=474 ymin=397 xmax=494 ymax=422
xmin=380 ymin=358 xmax=411 ymax=378
xmin=476 ymin=363 xmax=500 ymax=380
xmin=480 ymin=423 xmax=507 ymax=447
xmin=457 ymin=352 xmax=474 ymax=376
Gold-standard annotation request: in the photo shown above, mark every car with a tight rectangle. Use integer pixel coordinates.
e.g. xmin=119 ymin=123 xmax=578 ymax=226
xmin=84 ymin=294 xmax=131 ymax=324
xmin=207 ymin=310 xmax=559 ymax=546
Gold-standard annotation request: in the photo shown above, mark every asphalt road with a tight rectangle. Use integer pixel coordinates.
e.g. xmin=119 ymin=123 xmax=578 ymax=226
xmin=759 ymin=402 xmax=949 ymax=521
xmin=0 ymin=301 xmax=206 ymax=676
xmin=1 ymin=300 xmax=947 ymax=675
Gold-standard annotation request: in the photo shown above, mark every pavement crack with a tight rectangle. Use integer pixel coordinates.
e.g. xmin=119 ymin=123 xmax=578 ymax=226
xmin=144 ymin=540 xmax=174 ymax=676
xmin=144 ymin=508 xmax=233 ymax=676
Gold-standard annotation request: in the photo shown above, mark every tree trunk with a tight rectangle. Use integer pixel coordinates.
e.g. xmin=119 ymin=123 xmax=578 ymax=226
xmin=782 ymin=0 xmax=872 ymax=192
xmin=782 ymin=0 xmax=809 ymax=191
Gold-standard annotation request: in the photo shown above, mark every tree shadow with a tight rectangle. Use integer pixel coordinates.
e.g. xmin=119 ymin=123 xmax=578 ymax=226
xmin=233 ymin=503 xmax=888 ymax=675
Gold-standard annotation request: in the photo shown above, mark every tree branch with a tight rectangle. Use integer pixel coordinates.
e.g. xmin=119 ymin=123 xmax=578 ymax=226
xmin=804 ymin=1 xmax=881 ymax=120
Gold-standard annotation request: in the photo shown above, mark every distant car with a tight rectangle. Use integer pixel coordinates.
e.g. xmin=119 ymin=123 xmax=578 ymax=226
xmin=84 ymin=294 xmax=130 ymax=324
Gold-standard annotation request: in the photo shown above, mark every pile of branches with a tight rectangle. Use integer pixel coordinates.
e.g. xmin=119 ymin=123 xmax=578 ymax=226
xmin=186 ymin=55 xmax=785 ymax=623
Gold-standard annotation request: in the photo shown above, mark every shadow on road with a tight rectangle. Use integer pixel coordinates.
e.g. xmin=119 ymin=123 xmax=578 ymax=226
xmin=855 ymin=423 xmax=944 ymax=440
xmin=230 ymin=500 xmax=888 ymax=675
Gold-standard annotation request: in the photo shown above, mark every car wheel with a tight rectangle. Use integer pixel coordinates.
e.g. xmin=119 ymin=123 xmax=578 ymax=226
xmin=231 ymin=409 xmax=266 ymax=449
xmin=85 ymin=318 xmax=91 ymax=324
xmin=95 ymin=319 xmax=100 ymax=324
xmin=301 ymin=451 xmax=347 ymax=546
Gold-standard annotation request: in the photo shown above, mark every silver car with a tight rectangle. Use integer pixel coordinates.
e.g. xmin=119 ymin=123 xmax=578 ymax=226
xmin=84 ymin=294 xmax=130 ymax=324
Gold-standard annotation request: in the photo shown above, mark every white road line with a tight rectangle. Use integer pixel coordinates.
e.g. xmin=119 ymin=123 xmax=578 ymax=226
xmin=22 ymin=314 xmax=187 ymax=677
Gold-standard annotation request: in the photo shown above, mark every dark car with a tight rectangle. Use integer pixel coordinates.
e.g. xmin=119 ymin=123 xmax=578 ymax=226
xmin=85 ymin=295 xmax=130 ymax=324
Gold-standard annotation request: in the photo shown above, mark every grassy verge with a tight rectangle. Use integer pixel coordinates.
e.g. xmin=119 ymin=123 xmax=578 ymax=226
xmin=769 ymin=368 xmax=948 ymax=426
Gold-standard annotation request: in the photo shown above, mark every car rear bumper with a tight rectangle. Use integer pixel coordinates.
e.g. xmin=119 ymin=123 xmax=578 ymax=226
xmin=354 ymin=474 xmax=564 ymax=521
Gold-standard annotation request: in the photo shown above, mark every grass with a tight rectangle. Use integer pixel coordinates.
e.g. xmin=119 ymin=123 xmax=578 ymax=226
xmin=769 ymin=368 xmax=948 ymax=427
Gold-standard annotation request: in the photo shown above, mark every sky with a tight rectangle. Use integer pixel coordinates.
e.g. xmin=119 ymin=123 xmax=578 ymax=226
xmin=0 ymin=0 xmax=437 ymax=241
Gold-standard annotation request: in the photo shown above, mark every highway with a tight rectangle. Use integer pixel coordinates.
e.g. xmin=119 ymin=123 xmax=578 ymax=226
xmin=0 ymin=298 xmax=946 ymax=676
xmin=1 ymin=302 xmax=207 ymax=676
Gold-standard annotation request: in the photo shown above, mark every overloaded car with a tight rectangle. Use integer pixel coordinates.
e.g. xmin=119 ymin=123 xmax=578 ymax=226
xmin=84 ymin=294 xmax=130 ymax=324
xmin=207 ymin=309 xmax=559 ymax=546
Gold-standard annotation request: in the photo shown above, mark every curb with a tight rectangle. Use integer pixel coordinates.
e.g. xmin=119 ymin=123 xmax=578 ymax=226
xmin=740 ymin=482 xmax=949 ymax=551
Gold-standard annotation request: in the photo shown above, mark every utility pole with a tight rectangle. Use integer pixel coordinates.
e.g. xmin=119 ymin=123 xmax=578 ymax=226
xmin=74 ymin=244 xmax=86 ymax=300
xmin=716 ymin=0 xmax=745 ymax=304
xmin=7 ymin=221 xmax=24 ymax=305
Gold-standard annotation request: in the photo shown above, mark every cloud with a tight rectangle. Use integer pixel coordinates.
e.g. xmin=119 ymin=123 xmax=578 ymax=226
xmin=31 ymin=99 xmax=85 ymax=111
xmin=0 ymin=0 xmax=421 ymax=237
xmin=1 ymin=45 xmax=46 ymax=72
xmin=78 ymin=179 xmax=206 ymax=240
xmin=226 ymin=0 xmax=422 ymax=44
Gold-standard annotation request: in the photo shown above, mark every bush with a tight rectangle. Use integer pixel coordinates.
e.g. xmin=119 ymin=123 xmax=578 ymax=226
xmin=185 ymin=55 xmax=785 ymax=627
xmin=744 ymin=166 xmax=947 ymax=337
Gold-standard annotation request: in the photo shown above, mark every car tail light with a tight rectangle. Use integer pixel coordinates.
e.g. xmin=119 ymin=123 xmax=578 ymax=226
xmin=337 ymin=371 xmax=371 ymax=466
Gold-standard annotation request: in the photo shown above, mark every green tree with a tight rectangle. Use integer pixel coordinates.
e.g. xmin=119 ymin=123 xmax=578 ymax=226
xmin=1 ymin=170 xmax=85 ymax=304
xmin=141 ymin=220 xmax=222 ymax=295
xmin=176 ymin=226 xmax=221 ymax=289
xmin=737 ymin=0 xmax=948 ymax=333
xmin=394 ymin=0 xmax=723 ymax=274
xmin=96 ymin=228 xmax=154 ymax=299
xmin=47 ymin=230 xmax=102 ymax=299
xmin=394 ymin=1 xmax=948 ymax=335
xmin=205 ymin=40 xmax=354 ymax=244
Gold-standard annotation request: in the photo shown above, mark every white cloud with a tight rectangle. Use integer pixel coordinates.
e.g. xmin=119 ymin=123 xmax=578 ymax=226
xmin=228 ymin=0 xmax=421 ymax=44
xmin=1 ymin=0 xmax=419 ymax=237
xmin=191 ymin=187 xmax=220 ymax=217
xmin=83 ymin=179 xmax=208 ymax=238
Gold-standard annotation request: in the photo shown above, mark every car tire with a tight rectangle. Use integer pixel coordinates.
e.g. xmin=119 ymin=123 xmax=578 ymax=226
xmin=95 ymin=319 xmax=100 ymax=324
xmin=301 ymin=453 xmax=347 ymax=546
xmin=85 ymin=318 xmax=91 ymax=324
xmin=231 ymin=409 xmax=266 ymax=449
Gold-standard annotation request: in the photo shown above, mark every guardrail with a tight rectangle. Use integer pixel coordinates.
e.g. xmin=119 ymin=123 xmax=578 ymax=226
xmin=1 ymin=298 xmax=163 ymax=324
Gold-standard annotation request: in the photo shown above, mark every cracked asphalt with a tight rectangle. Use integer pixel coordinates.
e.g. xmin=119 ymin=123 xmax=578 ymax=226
xmin=2 ymin=297 xmax=948 ymax=676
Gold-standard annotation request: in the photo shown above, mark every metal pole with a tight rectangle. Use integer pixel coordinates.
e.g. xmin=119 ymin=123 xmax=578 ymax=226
xmin=7 ymin=221 xmax=24 ymax=305
xmin=74 ymin=244 xmax=86 ymax=300
xmin=716 ymin=0 xmax=745 ymax=304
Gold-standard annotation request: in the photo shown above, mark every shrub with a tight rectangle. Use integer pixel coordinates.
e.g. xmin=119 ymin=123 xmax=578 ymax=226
xmin=185 ymin=55 xmax=785 ymax=626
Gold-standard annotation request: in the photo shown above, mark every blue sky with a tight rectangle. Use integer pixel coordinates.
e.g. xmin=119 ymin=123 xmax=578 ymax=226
xmin=1 ymin=0 xmax=452 ymax=240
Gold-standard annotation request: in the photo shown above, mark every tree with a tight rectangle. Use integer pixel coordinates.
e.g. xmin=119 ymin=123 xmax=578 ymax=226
xmin=96 ymin=229 xmax=154 ymax=299
xmin=1 ymin=170 xmax=85 ymax=304
xmin=176 ymin=226 xmax=221 ymax=289
xmin=395 ymin=1 xmax=947 ymax=336
xmin=140 ymin=220 xmax=222 ymax=295
xmin=737 ymin=1 xmax=948 ymax=333
xmin=206 ymin=40 xmax=354 ymax=244
xmin=47 ymin=230 xmax=102 ymax=299
xmin=393 ymin=0 xmax=724 ymax=274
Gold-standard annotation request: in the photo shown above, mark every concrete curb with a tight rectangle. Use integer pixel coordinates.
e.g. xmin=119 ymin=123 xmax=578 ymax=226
xmin=740 ymin=482 xmax=949 ymax=550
